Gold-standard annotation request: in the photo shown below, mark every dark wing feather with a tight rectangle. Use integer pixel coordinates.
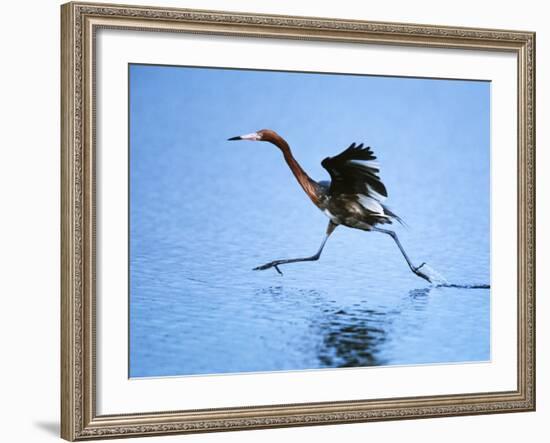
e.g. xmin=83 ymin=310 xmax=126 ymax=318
xmin=321 ymin=143 xmax=387 ymax=198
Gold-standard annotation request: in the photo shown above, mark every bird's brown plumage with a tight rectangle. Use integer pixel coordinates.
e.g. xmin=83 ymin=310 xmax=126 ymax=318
xmin=253 ymin=130 xmax=400 ymax=230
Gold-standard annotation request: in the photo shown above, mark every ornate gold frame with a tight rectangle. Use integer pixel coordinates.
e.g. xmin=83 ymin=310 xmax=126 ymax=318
xmin=61 ymin=2 xmax=536 ymax=440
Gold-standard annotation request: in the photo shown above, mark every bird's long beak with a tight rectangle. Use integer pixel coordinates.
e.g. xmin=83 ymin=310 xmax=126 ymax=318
xmin=227 ymin=132 xmax=261 ymax=141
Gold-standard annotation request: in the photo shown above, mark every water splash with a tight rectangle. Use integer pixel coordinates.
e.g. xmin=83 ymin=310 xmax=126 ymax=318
xmin=418 ymin=264 xmax=490 ymax=289
xmin=417 ymin=264 xmax=449 ymax=286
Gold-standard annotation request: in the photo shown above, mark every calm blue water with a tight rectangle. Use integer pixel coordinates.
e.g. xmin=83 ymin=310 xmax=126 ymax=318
xmin=129 ymin=64 xmax=490 ymax=378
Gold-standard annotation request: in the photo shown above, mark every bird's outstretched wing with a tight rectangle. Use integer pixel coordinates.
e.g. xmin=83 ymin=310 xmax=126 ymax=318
xmin=321 ymin=143 xmax=387 ymax=199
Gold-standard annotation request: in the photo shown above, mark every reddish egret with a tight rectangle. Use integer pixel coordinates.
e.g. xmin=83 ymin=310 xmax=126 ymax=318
xmin=228 ymin=129 xmax=431 ymax=282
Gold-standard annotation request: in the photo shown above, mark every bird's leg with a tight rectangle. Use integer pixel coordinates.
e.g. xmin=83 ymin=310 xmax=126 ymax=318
xmin=254 ymin=222 xmax=337 ymax=275
xmin=371 ymin=227 xmax=431 ymax=283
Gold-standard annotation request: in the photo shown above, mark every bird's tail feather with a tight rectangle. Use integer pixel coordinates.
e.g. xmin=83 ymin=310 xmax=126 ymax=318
xmin=383 ymin=206 xmax=407 ymax=228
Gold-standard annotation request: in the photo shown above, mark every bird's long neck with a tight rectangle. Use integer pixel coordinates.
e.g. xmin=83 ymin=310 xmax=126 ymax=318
xmin=267 ymin=134 xmax=320 ymax=205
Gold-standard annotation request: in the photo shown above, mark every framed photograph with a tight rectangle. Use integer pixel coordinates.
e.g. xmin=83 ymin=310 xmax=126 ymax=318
xmin=61 ymin=1 xmax=536 ymax=440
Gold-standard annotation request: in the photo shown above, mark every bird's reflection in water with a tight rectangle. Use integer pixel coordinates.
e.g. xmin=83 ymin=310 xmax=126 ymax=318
xmin=317 ymin=308 xmax=388 ymax=367
xmin=256 ymin=284 xmax=435 ymax=369
xmin=317 ymin=287 xmax=433 ymax=368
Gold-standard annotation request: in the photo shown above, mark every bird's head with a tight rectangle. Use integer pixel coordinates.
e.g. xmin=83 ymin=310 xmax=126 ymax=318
xmin=227 ymin=129 xmax=277 ymax=143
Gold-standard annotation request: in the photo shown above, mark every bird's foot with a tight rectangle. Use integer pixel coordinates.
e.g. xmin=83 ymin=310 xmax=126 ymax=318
xmin=412 ymin=262 xmax=432 ymax=283
xmin=253 ymin=261 xmax=283 ymax=275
